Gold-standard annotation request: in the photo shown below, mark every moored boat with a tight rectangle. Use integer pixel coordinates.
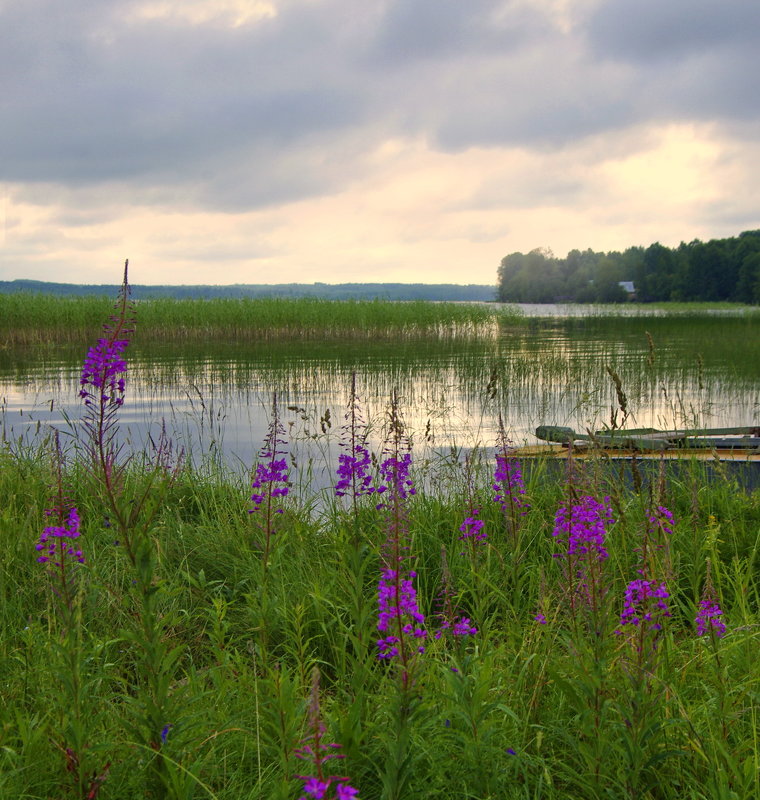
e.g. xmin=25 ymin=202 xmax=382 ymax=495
xmin=531 ymin=425 xmax=760 ymax=461
xmin=514 ymin=425 xmax=760 ymax=489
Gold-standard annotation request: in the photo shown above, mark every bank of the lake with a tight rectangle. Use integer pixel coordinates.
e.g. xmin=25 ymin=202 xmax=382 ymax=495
xmin=2 ymin=443 xmax=759 ymax=799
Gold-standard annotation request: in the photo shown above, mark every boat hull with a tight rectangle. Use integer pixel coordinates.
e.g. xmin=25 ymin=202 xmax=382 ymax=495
xmin=515 ymin=444 xmax=760 ymax=463
xmin=513 ymin=444 xmax=760 ymax=490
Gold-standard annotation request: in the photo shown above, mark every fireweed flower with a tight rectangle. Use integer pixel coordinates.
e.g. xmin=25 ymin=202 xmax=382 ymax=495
xmin=250 ymin=458 xmax=290 ymax=512
xmin=618 ymin=579 xmax=671 ymax=633
xmin=552 ymin=495 xmax=613 ymax=561
xmin=249 ymin=396 xmax=290 ymax=515
xmin=79 ymin=337 xmax=129 ymax=407
xmin=434 ymin=617 xmax=478 ymax=639
xmin=36 ymin=506 xmax=85 ymax=566
xmin=79 ymin=262 xmax=133 ymax=413
xmin=335 ymin=445 xmax=374 ymax=498
xmin=458 ymin=513 xmax=486 ymax=544
xmin=696 ymin=599 xmax=726 ymax=638
xmin=493 ymin=453 xmax=530 ymax=516
xmin=377 ymin=392 xmax=415 ymax=504
xmin=249 ymin=396 xmax=290 ymax=566
xmin=375 ymin=396 xmax=427 ymax=672
xmin=375 ymin=451 xmax=416 ymax=508
xmin=296 ymin=669 xmax=359 ymax=800
xmin=647 ymin=505 xmax=675 ymax=536
xmin=636 ymin=505 xmax=676 ymax=578
xmin=37 ymin=433 xmax=86 ymax=623
xmin=695 ymin=563 xmax=726 ymax=638
xmin=552 ymin=494 xmax=613 ymax=622
xmin=433 ymin=546 xmax=477 ymax=640
xmin=377 ymin=568 xmax=427 ymax=658
xmin=78 ymin=262 xmax=134 ymax=495
xmin=335 ymin=373 xmax=376 ymax=500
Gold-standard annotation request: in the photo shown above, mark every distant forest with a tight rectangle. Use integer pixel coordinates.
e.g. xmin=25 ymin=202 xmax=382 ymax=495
xmin=0 ymin=281 xmax=495 ymax=302
xmin=497 ymin=229 xmax=760 ymax=304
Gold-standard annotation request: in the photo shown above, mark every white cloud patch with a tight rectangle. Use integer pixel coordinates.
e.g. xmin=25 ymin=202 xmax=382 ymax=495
xmin=126 ymin=0 xmax=278 ymax=28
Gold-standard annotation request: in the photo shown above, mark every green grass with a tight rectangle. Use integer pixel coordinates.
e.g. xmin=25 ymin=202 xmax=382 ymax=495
xmin=1 ymin=441 xmax=758 ymax=799
xmin=0 ymin=294 xmax=519 ymax=345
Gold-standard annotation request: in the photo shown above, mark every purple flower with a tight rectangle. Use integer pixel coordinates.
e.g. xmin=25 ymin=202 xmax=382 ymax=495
xmin=647 ymin=505 xmax=675 ymax=536
xmin=249 ymin=396 xmax=290 ymax=516
xmin=696 ymin=598 xmax=726 ymax=638
xmin=79 ymin=337 xmax=129 ymax=407
xmin=493 ymin=453 xmax=530 ymax=515
xmin=160 ymin=723 xmax=172 ymax=745
xmin=552 ymin=495 xmax=613 ymax=562
xmin=335 ymin=445 xmax=375 ymax=498
xmin=534 ymin=613 xmax=548 ymax=625
xmin=433 ymin=546 xmax=477 ymax=642
xmin=250 ymin=458 xmax=290 ymax=513
xmin=618 ymin=579 xmax=671 ymax=632
xmin=78 ymin=264 xmax=134 ymax=489
xmin=296 ymin=668 xmax=359 ymax=800
xmin=336 ymin=373 xmax=376 ymax=501
xmin=377 ymin=568 xmax=427 ymax=659
xmin=376 ymin=452 xmax=416 ymax=508
xmin=458 ymin=513 xmax=486 ymax=544
xmin=78 ymin=265 xmax=133 ymax=412
xmin=36 ymin=507 xmax=84 ymax=567
xmin=249 ymin=396 xmax=290 ymax=565
xmin=636 ymin=505 xmax=676 ymax=577
xmin=551 ymin=495 xmax=613 ymax=617
xmin=434 ymin=616 xmax=477 ymax=639
xmin=300 ymin=777 xmax=330 ymax=799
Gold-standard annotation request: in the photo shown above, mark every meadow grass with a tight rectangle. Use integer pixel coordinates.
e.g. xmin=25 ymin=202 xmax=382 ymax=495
xmin=2 ymin=278 xmax=758 ymax=800
xmin=1 ymin=437 xmax=758 ymax=799
xmin=0 ymin=294 xmax=514 ymax=346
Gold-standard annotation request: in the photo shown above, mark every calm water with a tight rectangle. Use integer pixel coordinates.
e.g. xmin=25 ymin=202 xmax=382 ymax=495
xmin=2 ymin=308 xmax=758 ymax=479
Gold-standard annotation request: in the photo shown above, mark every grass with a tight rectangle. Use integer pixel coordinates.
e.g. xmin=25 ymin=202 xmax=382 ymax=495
xmin=1 ymin=436 xmax=758 ymax=799
xmin=2 ymin=279 xmax=758 ymax=799
xmin=0 ymin=294 xmax=517 ymax=346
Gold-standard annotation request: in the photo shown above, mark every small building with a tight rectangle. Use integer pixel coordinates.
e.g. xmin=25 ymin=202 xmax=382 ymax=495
xmin=618 ymin=281 xmax=636 ymax=298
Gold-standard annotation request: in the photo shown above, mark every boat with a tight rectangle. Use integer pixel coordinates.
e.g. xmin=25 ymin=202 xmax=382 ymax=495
xmin=513 ymin=425 xmax=760 ymax=482
xmin=531 ymin=425 xmax=760 ymax=461
xmin=517 ymin=425 xmax=760 ymax=488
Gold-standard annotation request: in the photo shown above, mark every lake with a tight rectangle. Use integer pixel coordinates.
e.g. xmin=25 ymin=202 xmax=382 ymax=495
xmin=1 ymin=305 xmax=758 ymax=486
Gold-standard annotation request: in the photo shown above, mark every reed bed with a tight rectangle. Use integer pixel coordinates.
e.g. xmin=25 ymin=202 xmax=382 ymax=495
xmin=0 ymin=294 xmax=512 ymax=346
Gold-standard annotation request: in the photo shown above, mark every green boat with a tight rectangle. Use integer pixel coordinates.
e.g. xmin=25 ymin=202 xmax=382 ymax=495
xmin=531 ymin=425 xmax=760 ymax=460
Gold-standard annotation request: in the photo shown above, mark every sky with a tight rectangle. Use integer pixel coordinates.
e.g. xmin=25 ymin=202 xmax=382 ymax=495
xmin=1 ymin=0 xmax=759 ymax=287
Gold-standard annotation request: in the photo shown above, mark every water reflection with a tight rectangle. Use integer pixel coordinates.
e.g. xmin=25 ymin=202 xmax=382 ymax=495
xmin=1 ymin=315 xmax=758 ymax=473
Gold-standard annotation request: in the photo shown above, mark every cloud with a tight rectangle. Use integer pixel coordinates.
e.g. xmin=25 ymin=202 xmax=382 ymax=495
xmin=366 ymin=0 xmax=548 ymax=65
xmin=0 ymin=0 xmax=367 ymax=194
xmin=4 ymin=0 xmax=758 ymax=193
xmin=1 ymin=0 xmax=759 ymax=284
xmin=586 ymin=0 xmax=760 ymax=63
xmin=584 ymin=0 xmax=760 ymax=126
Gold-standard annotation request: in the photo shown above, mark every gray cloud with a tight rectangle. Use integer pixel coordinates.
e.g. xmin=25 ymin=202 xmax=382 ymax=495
xmin=583 ymin=0 xmax=760 ymax=127
xmin=586 ymin=0 xmax=760 ymax=63
xmin=366 ymin=0 xmax=547 ymax=65
xmin=2 ymin=0 xmax=759 ymax=215
xmin=1 ymin=0 xmax=367 ymax=190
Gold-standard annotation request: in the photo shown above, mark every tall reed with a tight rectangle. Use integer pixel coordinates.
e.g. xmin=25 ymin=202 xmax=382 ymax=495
xmin=0 ymin=294 xmax=507 ymax=345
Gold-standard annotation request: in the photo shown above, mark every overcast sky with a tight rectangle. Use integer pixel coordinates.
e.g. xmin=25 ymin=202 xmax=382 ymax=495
xmin=2 ymin=0 xmax=759 ymax=286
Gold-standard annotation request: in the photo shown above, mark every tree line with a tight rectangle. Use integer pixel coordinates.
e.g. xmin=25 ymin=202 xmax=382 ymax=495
xmin=0 ymin=280 xmax=495 ymax=302
xmin=497 ymin=230 xmax=760 ymax=304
